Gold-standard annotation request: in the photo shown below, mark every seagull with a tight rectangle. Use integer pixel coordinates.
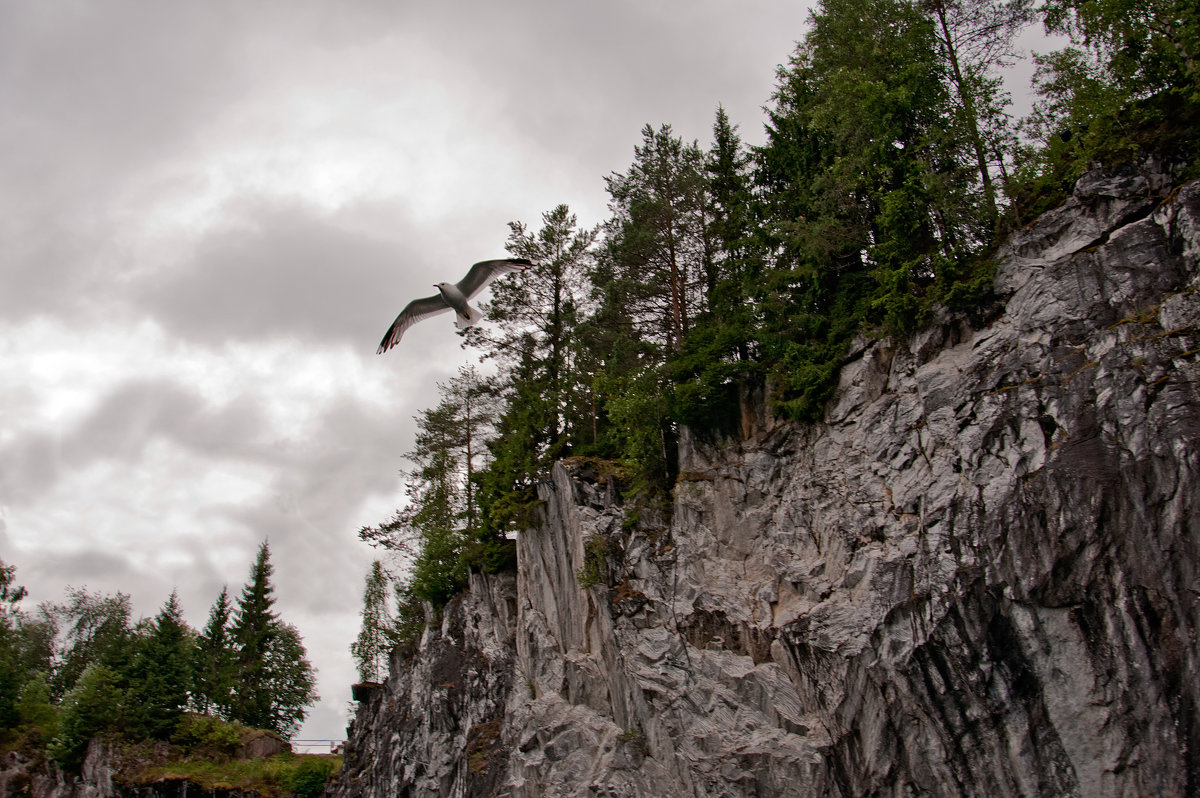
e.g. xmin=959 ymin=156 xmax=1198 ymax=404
xmin=377 ymin=258 xmax=532 ymax=353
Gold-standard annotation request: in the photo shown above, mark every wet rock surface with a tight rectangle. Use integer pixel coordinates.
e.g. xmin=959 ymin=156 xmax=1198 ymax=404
xmin=335 ymin=164 xmax=1200 ymax=797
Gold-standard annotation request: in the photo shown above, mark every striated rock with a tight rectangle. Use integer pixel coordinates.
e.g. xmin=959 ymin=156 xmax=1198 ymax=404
xmin=337 ymin=571 xmax=519 ymax=797
xmin=336 ymin=164 xmax=1200 ymax=797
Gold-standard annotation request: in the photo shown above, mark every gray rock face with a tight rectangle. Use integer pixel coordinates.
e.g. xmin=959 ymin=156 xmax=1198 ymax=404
xmin=335 ymin=164 xmax=1200 ymax=797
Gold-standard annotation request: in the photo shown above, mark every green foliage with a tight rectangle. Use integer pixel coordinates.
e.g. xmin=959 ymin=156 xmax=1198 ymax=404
xmin=390 ymin=583 xmax=427 ymax=649
xmin=230 ymin=543 xmax=318 ymax=737
xmin=137 ymin=752 xmax=342 ymax=797
xmin=288 ymin=754 xmax=342 ymax=798
xmin=193 ymin=587 xmax=237 ymax=718
xmin=47 ymin=588 xmax=135 ymax=699
xmin=231 ymin=542 xmax=280 ymax=730
xmin=50 ymin=663 xmax=124 ymax=768
xmin=15 ymin=674 xmax=59 ymax=745
xmin=0 ymin=559 xmax=29 ymax=730
xmin=127 ymin=591 xmax=193 ymax=740
xmin=576 ymin=535 xmax=612 ymax=590
xmin=1 ymin=550 xmax=316 ymax=767
xmin=258 ymin=624 xmax=317 ymax=738
xmin=363 ymin=0 xmax=1197 ymax=590
xmin=1041 ymin=0 xmax=1199 ymax=101
xmin=409 ymin=525 xmax=469 ymax=607
xmin=461 ymin=536 xmax=518 ymax=575
xmin=172 ymin=713 xmax=242 ymax=756
xmin=351 ymin=561 xmax=397 ymax=683
xmin=600 ymin=362 xmax=673 ymax=492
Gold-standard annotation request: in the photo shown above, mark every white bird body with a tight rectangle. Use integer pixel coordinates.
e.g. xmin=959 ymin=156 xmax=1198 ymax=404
xmin=377 ymin=258 xmax=531 ymax=353
xmin=434 ymin=281 xmax=479 ymax=329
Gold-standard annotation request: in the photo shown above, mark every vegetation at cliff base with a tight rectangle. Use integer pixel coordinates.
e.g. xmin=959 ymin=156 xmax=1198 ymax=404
xmin=353 ymin=0 xmax=1198 ymax=650
xmin=0 ymin=545 xmax=319 ymax=788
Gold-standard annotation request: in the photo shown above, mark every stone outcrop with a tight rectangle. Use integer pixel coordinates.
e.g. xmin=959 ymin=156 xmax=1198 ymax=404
xmin=2 ymin=740 xmax=276 ymax=798
xmin=335 ymin=161 xmax=1200 ymax=797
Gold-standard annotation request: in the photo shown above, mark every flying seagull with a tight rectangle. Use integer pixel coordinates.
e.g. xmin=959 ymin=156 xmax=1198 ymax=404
xmin=377 ymin=258 xmax=532 ymax=353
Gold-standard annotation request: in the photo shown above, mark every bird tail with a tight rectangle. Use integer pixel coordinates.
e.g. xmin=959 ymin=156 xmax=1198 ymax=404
xmin=455 ymin=304 xmax=481 ymax=330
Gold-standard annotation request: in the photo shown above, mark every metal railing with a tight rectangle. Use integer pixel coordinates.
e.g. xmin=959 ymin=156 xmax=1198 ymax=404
xmin=291 ymin=739 xmax=344 ymax=754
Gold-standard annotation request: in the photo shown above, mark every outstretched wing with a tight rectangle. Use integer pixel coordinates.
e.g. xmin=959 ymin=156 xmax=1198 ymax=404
xmin=455 ymin=258 xmax=532 ymax=299
xmin=377 ymin=293 xmax=451 ymax=353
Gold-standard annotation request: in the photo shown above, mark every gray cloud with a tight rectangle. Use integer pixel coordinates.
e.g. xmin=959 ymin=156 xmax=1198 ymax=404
xmin=137 ymin=199 xmax=409 ymax=347
xmin=0 ymin=379 xmax=271 ymax=505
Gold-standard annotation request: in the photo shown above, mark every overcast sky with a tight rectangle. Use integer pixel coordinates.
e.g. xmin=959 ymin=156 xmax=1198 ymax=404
xmin=0 ymin=0 xmax=836 ymax=743
xmin=0 ymin=0 xmax=1057 ymax=744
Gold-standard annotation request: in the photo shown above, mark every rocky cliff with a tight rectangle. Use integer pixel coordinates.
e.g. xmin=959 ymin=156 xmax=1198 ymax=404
xmin=334 ymin=161 xmax=1200 ymax=797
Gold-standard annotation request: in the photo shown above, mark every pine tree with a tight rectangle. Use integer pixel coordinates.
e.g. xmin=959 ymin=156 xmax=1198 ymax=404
xmin=920 ymin=0 xmax=1034 ymax=223
xmin=193 ymin=587 xmax=236 ymax=717
xmin=603 ymin=123 xmax=711 ymax=354
xmin=471 ymin=205 xmax=599 ymax=533
xmin=350 ymin=561 xmax=395 ymax=683
xmin=473 ymin=204 xmax=597 ymax=460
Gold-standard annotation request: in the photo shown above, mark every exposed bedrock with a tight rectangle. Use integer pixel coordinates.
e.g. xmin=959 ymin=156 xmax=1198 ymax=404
xmin=335 ymin=163 xmax=1200 ymax=797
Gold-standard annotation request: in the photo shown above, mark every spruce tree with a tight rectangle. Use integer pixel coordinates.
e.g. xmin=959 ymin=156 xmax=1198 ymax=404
xmin=231 ymin=542 xmax=279 ymax=730
xmin=753 ymin=0 xmax=990 ymax=419
xmin=128 ymin=591 xmax=192 ymax=739
xmin=193 ymin=587 xmax=236 ymax=717
xmin=228 ymin=542 xmax=316 ymax=736
xmin=671 ymin=107 xmax=764 ymax=429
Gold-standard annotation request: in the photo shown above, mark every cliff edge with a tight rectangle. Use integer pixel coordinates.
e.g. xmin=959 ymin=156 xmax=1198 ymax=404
xmin=336 ymin=161 xmax=1200 ymax=797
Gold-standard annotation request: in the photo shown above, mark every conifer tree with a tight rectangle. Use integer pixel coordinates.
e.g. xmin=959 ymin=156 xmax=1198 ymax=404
xmin=351 ymin=561 xmax=395 ymax=683
xmin=671 ymin=108 xmax=764 ymax=428
xmin=471 ymin=205 xmax=598 ymax=532
xmin=753 ymin=0 xmax=989 ymax=418
xmin=603 ymin=123 xmax=711 ymax=354
xmin=128 ymin=591 xmax=193 ymax=739
xmin=921 ymin=0 xmax=1034 ymax=222
xmin=0 ymin=559 xmax=28 ymax=728
xmin=476 ymin=204 xmax=597 ymax=459
xmin=231 ymin=542 xmax=278 ymax=729
xmin=193 ymin=587 xmax=236 ymax=717
xmin=229 ymin=542 xmax=316 ymax=735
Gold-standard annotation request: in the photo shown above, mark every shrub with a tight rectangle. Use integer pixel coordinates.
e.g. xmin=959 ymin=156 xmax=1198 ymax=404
xmin=172 ymin=713 xmax=241 ymax=757
xmin=289 ymin=755 xmax=341 ymax=798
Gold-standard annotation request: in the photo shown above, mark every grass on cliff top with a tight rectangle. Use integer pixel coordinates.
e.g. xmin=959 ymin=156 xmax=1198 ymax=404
xmin=132 ymin=751 xmax=342 ymax=798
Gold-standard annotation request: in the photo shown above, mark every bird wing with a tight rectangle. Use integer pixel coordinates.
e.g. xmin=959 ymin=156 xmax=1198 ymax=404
xmin=376 ymin=293 xmax=452 ymax=353
xmin=455 ymin=258 xmax=532 ymax=299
